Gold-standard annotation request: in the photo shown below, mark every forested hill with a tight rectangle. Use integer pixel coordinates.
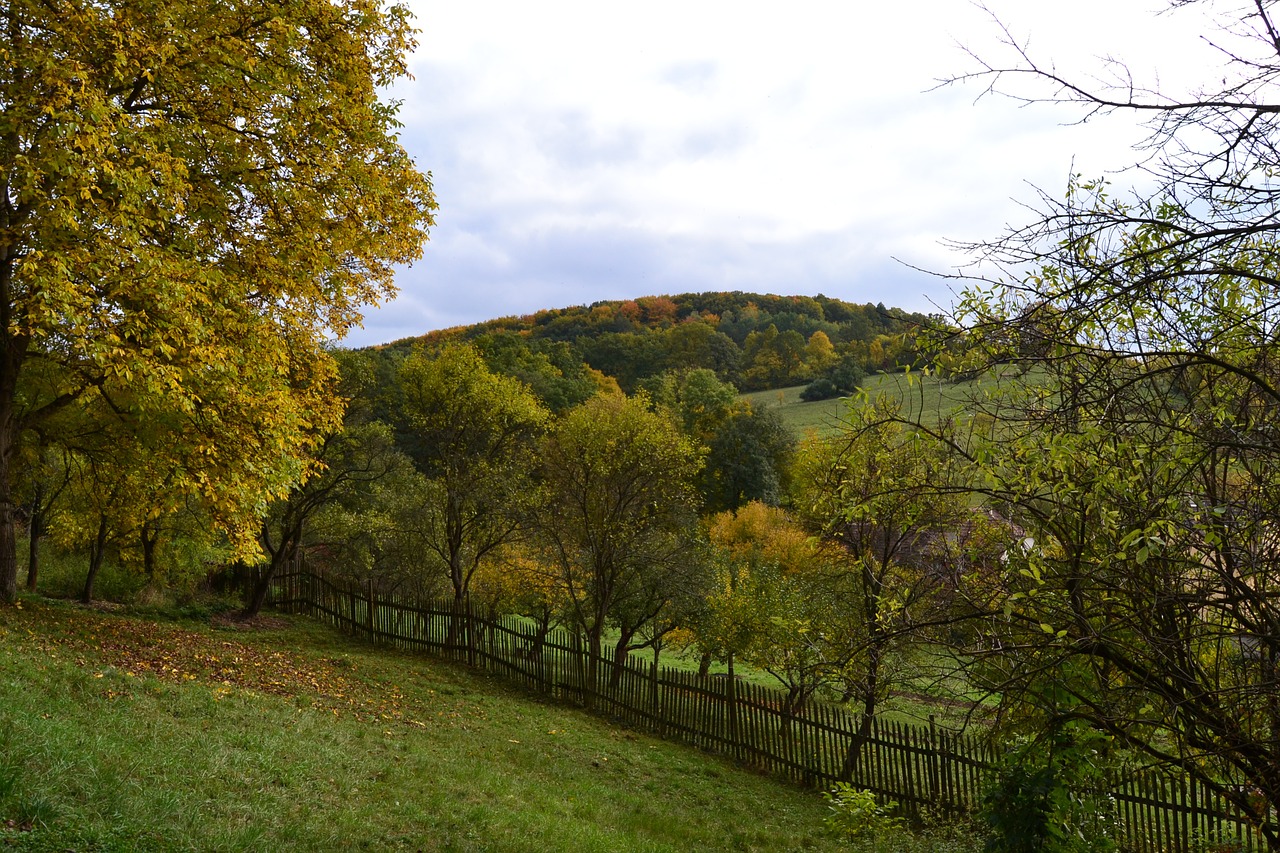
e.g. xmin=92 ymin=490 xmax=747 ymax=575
xmin=370 ymin=292 xmax=934 ymax=395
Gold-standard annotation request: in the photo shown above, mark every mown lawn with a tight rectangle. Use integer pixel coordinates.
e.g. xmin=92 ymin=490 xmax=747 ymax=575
xmin=0 ymin=598 xmax=981 ymax=852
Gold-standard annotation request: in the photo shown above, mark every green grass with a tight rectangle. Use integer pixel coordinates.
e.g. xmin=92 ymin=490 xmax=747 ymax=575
xmin=741 ymin=370 xmax=1023 ymax=438
xmin=0 ymin=598 xmax=981 ymax=852
xmin=740 ymin=384 xmax=849 ymax=437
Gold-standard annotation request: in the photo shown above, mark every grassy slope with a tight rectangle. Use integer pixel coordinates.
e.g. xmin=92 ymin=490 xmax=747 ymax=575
xmin=741 ymin=371 xmax=999 ymax=438
xmin=0 ymin=599 xmax=979 ymax=853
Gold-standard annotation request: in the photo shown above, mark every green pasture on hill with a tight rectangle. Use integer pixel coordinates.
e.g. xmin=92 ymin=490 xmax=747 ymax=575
xmin=741 ymin=371 xmax=1010 ymax=438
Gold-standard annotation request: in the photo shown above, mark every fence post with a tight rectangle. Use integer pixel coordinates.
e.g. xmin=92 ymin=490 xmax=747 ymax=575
xmin=367 ymin=578 xmax=376 ymax=642
xmin=927 ymin=715 xmax=941 ymax=810
xmin=466 ymin=598 xmax=477 ymax=667
xmin=650 ymin=659 xmax=660 ymax=729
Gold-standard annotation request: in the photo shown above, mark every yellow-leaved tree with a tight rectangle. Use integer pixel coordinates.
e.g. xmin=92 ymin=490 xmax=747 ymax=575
xmin=0 ymin=0 xmax=436 ymax=601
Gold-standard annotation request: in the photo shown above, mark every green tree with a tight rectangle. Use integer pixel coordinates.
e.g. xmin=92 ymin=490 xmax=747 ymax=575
xmin=939 ymin=2 xmax=1280 ymax=839
xmin=704 ymin=406 xmax=794 ymax=511
xmin=246 ymin=419 xmax=410 ymax=617
xmin=471 ymin=333 xmax=599 ymax=413
xmin=793 ymin=398 xmax=969 ymax=778
xmin=530 ymin=393 xmax=703 ymax=683
xmin=641 ymin=368 xmax=794 ymax=512
xmin=398 ymin=344 xmax=550 ymax=608
xmin=0 ymin=0 xmax=435 ymax=603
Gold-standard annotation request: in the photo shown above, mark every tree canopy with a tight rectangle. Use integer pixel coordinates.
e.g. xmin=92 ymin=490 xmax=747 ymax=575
xmin=0 ymin=0 xmax=436 ymax=601
xmin=938 ymin=0 xmax=1280 ymax=839
xmin=530 ymin=393 xmax=704 ymax=673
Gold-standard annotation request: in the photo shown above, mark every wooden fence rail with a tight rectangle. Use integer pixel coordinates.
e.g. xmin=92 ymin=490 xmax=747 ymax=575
xmin=268 ymin=569 xmax=1274 ymax=852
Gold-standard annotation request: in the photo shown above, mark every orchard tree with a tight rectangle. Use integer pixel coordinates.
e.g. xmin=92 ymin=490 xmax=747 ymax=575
xmin=700 ymin=502 xmax=846 ymax=719
xmin=398 ymin=344 xmax=550 ymax=608
xmin=246 ymin=419 xmax=410 ymax=617
xmin=794 ymin=397 xmax=970 ymax=777
xmin=938 ymin=0 xmax=1280 ymax=840
xmin=0 ymin=0 xmax=436 ymax=603
xmin=531 ymin=393 xmax=703 ymax=682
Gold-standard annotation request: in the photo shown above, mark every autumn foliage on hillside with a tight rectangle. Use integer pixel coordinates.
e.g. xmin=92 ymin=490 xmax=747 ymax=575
xmin=378 ymin=291 xmax=931 ymax=394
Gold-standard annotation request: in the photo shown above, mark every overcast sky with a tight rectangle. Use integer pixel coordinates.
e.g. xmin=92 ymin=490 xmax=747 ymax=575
xmin=347 ymin=0 xmax=1223 ymax=346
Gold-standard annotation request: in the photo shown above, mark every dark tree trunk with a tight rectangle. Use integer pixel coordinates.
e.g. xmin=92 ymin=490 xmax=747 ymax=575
xmin=0 ymin=497 xmax=17 ymax=604
xmin=24 ymin=507 xmax=41 ymax=592
xmin=244 ymin=516 xmax=303 ymax=618
xmin=0 ymin=417 xmax=16 ymax=604
xmin=842 ymin=646 xmax=882 ymax=780
xmin=446 ymin=586 xmax=468 ymax=650
xmin=586 ymin=626 xmax=603 ymax=702
xmin=140 ymin=522 xmax=159 ymax=579
xmin=609 ymin=625 xmax=637 ymax=690
xmin=0 ymin=247 xmax=26 ymax=605
xmin=244 ymin=550 xmax=285 ymax=618
xmin=82 ymin=514 xmax=108 ymax=604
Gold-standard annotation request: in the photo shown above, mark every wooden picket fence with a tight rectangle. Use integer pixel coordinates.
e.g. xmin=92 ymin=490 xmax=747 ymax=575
xmin=267 ymin=569 xmax=1276 ymax=852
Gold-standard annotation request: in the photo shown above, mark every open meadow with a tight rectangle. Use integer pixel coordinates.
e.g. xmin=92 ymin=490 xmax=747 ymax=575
xmin=741 ymin=371 xmax=1007 ymax=437
xmin=0 ymin=597 xmax=980 ymax=853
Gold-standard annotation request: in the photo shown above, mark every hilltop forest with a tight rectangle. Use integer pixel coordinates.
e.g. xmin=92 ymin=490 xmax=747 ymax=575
xmin=388 ymin=291 xmax=930 ymax=396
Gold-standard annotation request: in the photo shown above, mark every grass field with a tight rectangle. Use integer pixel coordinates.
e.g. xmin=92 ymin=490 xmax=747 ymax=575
xmin=741 ymin=370 xmax=1020 ymax=438
xmin=0 ymin=597 xmax=981 ymax=852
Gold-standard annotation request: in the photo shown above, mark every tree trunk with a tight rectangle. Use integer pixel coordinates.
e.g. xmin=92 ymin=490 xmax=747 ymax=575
xmin=0 ymin=431 xmax=16 ymax=604
xmin=586 ymin=626 xmax=603 ymax=703
xmin=0 ymin=235 xmax=26 ymax=605
xmin=726 ymin=655 xmax=739 ymax=752
xmin=842 ymin=647 xmax=882 ymax=780
xmin=446 ymin=587 xmax=467 ymax=651
xmin=24 ymin=508 xmax=40 ymax=592
xmin=82 ymin=514 xmax=108 ymax=604
xmin=244 ymin=541 xmax=288 ymax=618
xmin=244 ymin=519 xmax=300 ymax=618
xmin=609 ymin=625 xmax=636 ymax=690
xmin=140 ymin=522 xmax=159 ymax=579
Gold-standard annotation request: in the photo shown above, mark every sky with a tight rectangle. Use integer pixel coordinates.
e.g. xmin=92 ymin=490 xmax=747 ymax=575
xmin=347 ymin=0 xmax=1224 ymax=346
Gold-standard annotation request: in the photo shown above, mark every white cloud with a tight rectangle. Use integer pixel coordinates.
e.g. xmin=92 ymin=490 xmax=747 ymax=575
xmin=344 ymin=0 xmax=1232 ymax=346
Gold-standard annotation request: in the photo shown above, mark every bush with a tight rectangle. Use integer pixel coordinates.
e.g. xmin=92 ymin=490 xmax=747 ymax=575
xmin=823 ymin=783 xmax=904 ymax=840
xmin=981 ymin=726 xmax=1116 ymax=853
xmin=801 ymin=357 xmax=866 ymax=401
xmin=801 ymin=377 xmax=842 ymax=402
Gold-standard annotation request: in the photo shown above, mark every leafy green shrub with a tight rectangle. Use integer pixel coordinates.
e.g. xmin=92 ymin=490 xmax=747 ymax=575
xmin=823 ymin=783 xmax=904 ymax=840
xmin=801 ymin=357 xmax=866 ymax=401
xmin=801 ymin=377 xmax=842 ymax=401
xmin=981 ymin=726 xmax=1116 ymax=853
